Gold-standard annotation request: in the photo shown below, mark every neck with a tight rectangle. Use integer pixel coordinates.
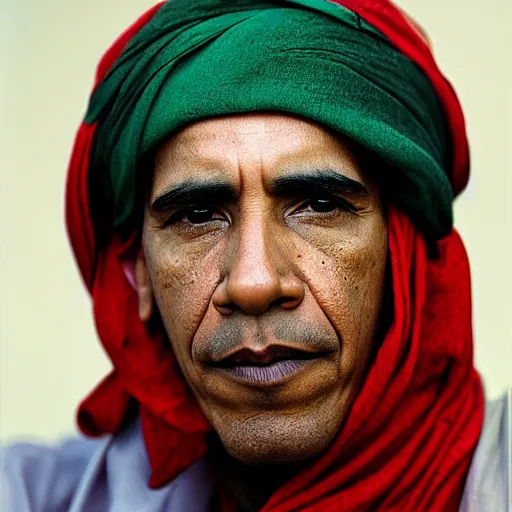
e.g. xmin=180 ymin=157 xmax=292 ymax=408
xmin=207 ymin=435 xmax=310 ymax=512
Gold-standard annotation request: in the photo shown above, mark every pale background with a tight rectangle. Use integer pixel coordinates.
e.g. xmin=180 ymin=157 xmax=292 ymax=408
xmin=1 ymin=0 xmax=511 ymax=443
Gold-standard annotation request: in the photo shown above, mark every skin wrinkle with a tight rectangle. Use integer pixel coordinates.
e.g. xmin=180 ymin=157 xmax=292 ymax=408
xmin=137 ymin=113 xmax=387 ymax=469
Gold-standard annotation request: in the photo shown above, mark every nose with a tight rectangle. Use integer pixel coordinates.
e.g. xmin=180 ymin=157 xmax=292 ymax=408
xmin=212 ymin=218 xmax=304 ymax=315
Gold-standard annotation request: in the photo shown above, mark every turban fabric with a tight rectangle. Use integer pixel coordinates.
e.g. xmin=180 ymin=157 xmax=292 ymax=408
xmin=65 ymin=1 xmax=484 ymax=510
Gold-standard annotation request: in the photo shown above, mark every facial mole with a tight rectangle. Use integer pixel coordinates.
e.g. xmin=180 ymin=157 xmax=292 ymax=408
xmin=321 ymin=261 xmax=325 ymax=265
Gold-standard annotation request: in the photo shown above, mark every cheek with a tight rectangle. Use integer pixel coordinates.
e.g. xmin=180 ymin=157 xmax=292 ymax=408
xmin=297 ymin=218 xmax=387 ymax=374
xmin=143 ymin=231 xmax=223 ymax=360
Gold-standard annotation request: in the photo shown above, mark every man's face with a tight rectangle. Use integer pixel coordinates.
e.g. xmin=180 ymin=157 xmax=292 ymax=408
xmin=137 ymin=114 xmax=387 ymax=464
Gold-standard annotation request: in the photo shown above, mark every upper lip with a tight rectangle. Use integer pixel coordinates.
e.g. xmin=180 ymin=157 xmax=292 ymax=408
xmin=212 ymin=345 xmax=329 ymax=368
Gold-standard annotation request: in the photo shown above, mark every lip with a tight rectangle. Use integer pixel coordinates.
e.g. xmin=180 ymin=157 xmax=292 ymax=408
xmin=212 ymin=345 xmax=324 ymax=366
xmin=207 ymin=344 xmax=330 ymax=385
xmin=218 ymin=358 xmax=317 ymax=384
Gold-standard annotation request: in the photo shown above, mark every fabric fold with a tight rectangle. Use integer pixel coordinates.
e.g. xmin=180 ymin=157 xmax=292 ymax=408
xmin=87 ymin=0 xmax=452 ymax=240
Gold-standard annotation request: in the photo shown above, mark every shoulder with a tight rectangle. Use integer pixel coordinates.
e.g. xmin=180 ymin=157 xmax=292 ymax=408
xmin=1 ymin=435 xmax=108 ymax=512
xmin=459 ymin=388 xmax=511 ymax=511
xmin=1 ymin=420 xmax=215 ymax=512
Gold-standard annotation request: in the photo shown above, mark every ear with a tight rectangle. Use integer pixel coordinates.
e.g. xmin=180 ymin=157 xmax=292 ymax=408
xmin=135 ymin=250 xmax=154 ymax=323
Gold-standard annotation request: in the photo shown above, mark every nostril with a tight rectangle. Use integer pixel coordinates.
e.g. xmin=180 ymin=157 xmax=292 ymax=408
xmin=214 ymin=300 xmax=244 ymax=315
xmin=216 ymin=303 xmax=236 ymax=315
xmin=275 ymin=296 xmax=302 ymax=310
xmin=212 ymin=278 xmax=239 ymax=315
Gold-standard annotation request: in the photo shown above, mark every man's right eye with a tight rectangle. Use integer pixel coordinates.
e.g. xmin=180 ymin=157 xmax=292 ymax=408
xmin=161 ymin=205 xmax=229 ymax=232
xmin=166 ymin=206 xmax=229 ymax=227
xmin=182 ymin=206 xmax=217 ymax=224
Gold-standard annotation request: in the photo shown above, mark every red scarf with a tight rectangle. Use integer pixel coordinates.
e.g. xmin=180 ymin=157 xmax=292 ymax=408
xmin=65 ymin=1 xmax=483 ymax=510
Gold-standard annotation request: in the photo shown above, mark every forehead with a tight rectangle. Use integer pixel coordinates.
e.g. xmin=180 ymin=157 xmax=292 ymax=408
xmin=152 ymin=113 xmax=366 ymax=191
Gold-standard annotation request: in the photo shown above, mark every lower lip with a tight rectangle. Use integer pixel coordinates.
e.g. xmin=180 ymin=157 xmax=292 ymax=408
xmin=220 ymin=359 xmax=312 ymax=384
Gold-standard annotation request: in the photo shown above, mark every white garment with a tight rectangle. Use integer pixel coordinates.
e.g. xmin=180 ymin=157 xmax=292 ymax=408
xmin=460 ymin=388 xmax=511 ymax=511
xmin=2 ymin=390 xmax=510 ymax=511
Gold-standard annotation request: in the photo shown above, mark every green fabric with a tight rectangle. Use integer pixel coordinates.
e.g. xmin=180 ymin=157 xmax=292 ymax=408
xmin=86 ymin=0 xmax=453 ymax=240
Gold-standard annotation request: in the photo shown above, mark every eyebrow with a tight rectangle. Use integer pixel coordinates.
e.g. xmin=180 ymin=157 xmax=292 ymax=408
xmin=150 ymin=169 xmax=369 ymax=213
xmin=270 ymin=169 xmax=369 ymax=199
xmin=151 ymin=180 xmax=238 ymax=213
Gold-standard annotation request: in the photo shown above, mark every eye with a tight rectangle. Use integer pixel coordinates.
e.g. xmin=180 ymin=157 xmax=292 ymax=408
xmin=182 ymin=206 xmax=219 ymax=224
xmin=293 ymin=196 xmax=350 ymax=216
xmin=162 ymin=204 xmax=229 ymax=233
xmin=308 ymin=198 xmax=340 ymax=213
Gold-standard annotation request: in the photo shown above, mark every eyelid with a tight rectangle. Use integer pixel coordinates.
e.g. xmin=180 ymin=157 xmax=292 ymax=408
xmin=289 ymin=195 xmax=356 ymax=215
xmin=163 ymin=204 xmax=229 ymax=227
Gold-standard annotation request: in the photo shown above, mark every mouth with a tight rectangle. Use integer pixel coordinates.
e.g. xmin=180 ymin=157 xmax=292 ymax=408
xmin=209 ymin=345 xmax=330 ymax=385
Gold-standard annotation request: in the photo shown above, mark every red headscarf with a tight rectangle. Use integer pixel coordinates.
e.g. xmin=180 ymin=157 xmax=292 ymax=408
xmin=66 ymin=1 xmax=484 ymax=510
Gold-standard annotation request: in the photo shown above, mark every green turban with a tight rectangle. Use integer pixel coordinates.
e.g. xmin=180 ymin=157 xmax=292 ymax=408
xmin=86 ymin=0 xmax=452 ymax=241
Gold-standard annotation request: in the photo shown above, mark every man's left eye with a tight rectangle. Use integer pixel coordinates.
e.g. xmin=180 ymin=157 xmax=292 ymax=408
xmin=295 ymin=197 xmax=347 ymax=215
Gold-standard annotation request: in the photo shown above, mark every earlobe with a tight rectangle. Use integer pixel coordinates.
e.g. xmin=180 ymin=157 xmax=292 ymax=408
xmin=135 ymin=250 xmax=154 ymax=322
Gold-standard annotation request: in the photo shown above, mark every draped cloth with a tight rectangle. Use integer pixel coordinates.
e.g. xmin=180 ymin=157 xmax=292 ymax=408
xmin=87 ymin=0 xmax=454 ymax=241
xmin=65 ymin=1 xmax=484 ymax=510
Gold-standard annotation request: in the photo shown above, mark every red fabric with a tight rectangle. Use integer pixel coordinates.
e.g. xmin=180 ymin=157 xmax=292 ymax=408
xmin=65 ymin=1 xmax=483 ymax=509
xmin=262 ymin=208 xmax=484 ymax=511
xmin=65 ymin=122 xmax=97 ymax=291
xmin=65 ymin=1 xmax=165 ymax=292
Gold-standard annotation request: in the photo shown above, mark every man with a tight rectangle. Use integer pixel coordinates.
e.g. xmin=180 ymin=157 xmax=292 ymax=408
xmin=2 ymin=0 xmax=510 ymax=510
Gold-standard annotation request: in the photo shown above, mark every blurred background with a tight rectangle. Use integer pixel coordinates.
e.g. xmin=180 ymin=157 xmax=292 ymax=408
xmin=1 ymin=0 xmax=511 ymax=443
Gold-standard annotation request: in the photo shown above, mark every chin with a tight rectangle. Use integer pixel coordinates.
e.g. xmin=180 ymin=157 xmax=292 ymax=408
xmin=212 ymin=406 xmax=343 ymax=466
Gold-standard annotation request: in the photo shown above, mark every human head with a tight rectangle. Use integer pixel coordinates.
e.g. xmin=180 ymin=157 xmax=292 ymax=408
xmin=135 ymin=113 xmax=387 ymax=463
